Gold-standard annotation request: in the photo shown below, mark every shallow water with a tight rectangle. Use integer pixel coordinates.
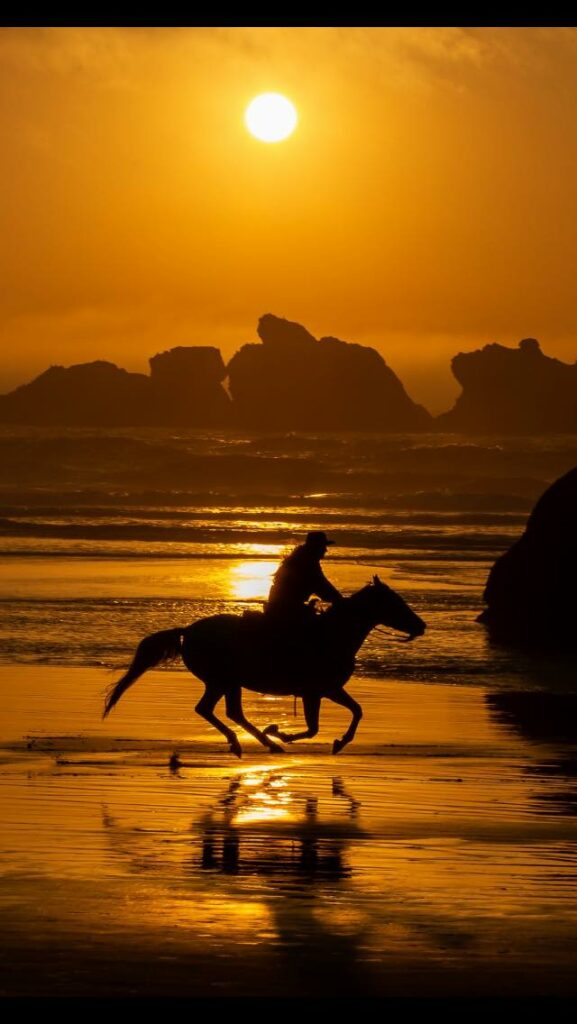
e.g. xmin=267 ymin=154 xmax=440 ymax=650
xmin=1 ymin=427 xmax=576 ymax=692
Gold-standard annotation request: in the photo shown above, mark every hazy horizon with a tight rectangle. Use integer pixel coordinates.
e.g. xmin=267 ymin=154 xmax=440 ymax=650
xmin=3 ymin=27 xmax=577 ymax=412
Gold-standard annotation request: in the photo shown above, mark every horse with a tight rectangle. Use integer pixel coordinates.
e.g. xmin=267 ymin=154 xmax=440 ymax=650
xmin=103 ymin=575 xmax=426 ymax=757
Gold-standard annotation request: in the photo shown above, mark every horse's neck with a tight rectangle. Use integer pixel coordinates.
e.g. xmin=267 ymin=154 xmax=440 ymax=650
xmin=329 ymin=602 xmax=376 ymax=656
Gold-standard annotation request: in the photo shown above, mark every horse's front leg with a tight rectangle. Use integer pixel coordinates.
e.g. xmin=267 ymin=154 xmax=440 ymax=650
xmin=195 ymin=685 xmax=242 ymax=758
xmin=225 ymin=688 xmax=284 ymax=754
xmin=327 ymin=689 xmax=363 ymax=754
xmin=264 ymin=694 xmax=321 ymax=744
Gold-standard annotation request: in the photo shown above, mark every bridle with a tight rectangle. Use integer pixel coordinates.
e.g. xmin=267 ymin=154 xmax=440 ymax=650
xmin=373 ymin=626 xmax=416 ymax=643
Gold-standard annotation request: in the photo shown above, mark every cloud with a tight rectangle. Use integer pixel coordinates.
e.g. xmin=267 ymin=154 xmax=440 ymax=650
xmin=3 ymin=27 xmax=577 ymax=101
xmin=0 ymin=28 xmax=136 ymax=82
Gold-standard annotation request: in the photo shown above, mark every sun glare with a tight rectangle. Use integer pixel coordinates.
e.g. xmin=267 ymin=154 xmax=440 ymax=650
xmin=229 ymin=560 xmax=277 ymax=600
xmin=245 ymin=93 xmax=298 ymax=143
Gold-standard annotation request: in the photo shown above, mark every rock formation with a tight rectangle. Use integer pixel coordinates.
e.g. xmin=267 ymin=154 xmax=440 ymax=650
xmin=478 ymin=467 xmax=577 ymax=648
xmin=0 ymin=348 xmax=231 ymax=427
xmin=0 ymin=361 xmax=151 ymax=426
xmin=2 ymin=322 xmax=574 ymax=432
xmin=226 ymin=314 xmax=431 ymax=430
xmin=437 ymin=338 xmax=577 ymax=433
xmin=149 ymin=346 xmax=231 ymax=425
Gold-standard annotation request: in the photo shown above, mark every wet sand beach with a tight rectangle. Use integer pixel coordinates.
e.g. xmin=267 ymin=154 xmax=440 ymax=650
xmin=2 ymin=665 xmax=577 ymax=998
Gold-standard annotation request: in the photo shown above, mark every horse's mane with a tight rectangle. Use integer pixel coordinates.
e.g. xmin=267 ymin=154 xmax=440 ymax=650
xmin=323 ymin=582 xmax=376 ymax=620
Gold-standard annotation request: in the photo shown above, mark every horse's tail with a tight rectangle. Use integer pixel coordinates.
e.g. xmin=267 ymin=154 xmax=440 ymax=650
xmin=103 ymin=627 xmax=185 ymax=718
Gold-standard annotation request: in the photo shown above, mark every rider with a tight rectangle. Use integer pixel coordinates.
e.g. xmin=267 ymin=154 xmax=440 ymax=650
xmin=265 ymin=531 xmax=343 ymax=623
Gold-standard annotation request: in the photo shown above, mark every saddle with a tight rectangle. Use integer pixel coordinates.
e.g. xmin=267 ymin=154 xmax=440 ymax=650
xmin=241 ymin=601 xmax=323 ymax=650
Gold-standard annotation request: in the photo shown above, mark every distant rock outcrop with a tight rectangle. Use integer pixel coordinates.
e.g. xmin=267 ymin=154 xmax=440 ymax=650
xmin=437 ymin=338 xmax=577 ymax=433
xmin=478 ymin=467 xmax=577 ymax=648
xmin=3 ymin=322 xmax=574 ymax=432
xmin=0 ymin=349 xmax=232 ymax=427
xmin=149 ymin=346 xmax=231 ymax=425
xmin=0 ymin=361 xmax=151 ymax=426
xmin=227 ymin=314 xmax=431 ymax=430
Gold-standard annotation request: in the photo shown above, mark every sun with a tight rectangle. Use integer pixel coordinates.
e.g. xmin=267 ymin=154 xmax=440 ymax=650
xmin=245 ymin=93 xmax=298 ymax=143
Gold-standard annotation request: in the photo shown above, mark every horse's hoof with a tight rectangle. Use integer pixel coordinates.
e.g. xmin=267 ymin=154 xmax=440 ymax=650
xmin=332 ymin=739 xmax=344 ymax=755
xmin=264 ymin=724 xmax=280 ymax=738
xmin=229 ymin=740 xmax=242 ymax=759
xmin=268 ymin=741 xmax=285 ymax=754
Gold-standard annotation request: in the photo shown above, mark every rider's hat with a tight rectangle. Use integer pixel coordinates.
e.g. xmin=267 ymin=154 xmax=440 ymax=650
xmin=305 ymin=531 xmax=335 ymax=547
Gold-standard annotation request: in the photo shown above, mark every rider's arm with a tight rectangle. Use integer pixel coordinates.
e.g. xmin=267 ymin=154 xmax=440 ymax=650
xmin=313 ymin=566 xmax=343 ymax=603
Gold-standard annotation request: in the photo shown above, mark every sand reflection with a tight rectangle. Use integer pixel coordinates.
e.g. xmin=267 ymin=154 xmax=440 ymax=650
xmin=101 ymin=768 xmax=373 ymax=993
xmin=486 ymin=692 xmax=577 ymax=818
xmin=102 ymin=768 xmax=362 ymax=885
xmin=195 ymin=770 xmax=360 ymax=877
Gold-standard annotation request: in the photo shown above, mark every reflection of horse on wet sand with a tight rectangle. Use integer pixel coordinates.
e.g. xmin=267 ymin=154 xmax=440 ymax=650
xmin=101 ymin=770 xmax=373 ymax=996
xmin=100 ymin=767 xmax=477 ymax=996
xmin=102 ymin=770 xmax=364 ymax=884
xmin=103 ymin=577 xmax=425 ymax=757
xmin=197 ymin=772 xmax=362 ymax=879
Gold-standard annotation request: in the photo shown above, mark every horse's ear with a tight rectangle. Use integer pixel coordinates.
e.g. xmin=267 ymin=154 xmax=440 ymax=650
xmin=373 ymin=574 xmax=389 ymax=590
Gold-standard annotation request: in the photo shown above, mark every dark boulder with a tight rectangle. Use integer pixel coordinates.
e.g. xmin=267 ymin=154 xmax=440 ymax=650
xmin=478 ymin=467 xmax=577 ymax=649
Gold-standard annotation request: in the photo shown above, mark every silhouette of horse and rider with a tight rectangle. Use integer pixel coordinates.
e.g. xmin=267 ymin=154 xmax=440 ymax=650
xmin=103 ymin=531 xmax=426 ymax=755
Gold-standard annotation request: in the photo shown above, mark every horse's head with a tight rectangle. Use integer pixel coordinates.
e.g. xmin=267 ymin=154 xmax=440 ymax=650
xmin=362 ymin=575 xmax=426 ymax=641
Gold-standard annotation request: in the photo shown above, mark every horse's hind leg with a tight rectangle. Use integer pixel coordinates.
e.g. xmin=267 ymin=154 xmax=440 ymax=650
xmin=225 ymin=688 xmax=285 ymax=754
xmin=195 ymin=686 xmax=242 ymax=758
xmin=327 ymin=689 xmax=363 ymax=755
xmin=264 ymin=694 xmax=321 ymax=744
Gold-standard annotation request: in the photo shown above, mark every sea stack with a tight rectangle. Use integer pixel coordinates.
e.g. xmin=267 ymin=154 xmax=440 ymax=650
xmin=478 ymin=467 xmax=577 ymax=649
xmin=227 ymin=314 xmax=432 ymax=431
xmin=436 ymin=338 xmax=577 ymax=433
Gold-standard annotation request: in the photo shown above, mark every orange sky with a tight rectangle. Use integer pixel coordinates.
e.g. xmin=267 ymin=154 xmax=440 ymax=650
xmin=2 ymin=27 xmax=577 ymax=413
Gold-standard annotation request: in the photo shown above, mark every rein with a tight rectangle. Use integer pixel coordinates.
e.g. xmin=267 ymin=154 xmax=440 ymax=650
xmin=330 ymin=596 xmax=417 ymax=644
xmin=373 ymin=626 xmax=415 ymax=643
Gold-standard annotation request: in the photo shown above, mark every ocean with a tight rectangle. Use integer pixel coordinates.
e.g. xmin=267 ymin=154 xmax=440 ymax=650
xmin=0 ymin=426 xmax=575 ymax=689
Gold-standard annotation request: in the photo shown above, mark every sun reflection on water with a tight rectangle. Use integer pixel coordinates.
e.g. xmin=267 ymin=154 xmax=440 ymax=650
xmin=220 ymin=769 xmax=294 ymax=825
xmin=229 ymin=560 xmax=278 ymax=600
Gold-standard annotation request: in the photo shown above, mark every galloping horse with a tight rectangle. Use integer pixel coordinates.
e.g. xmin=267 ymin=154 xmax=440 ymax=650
xmin=103 ymin=576 xmax=425 ymax=756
